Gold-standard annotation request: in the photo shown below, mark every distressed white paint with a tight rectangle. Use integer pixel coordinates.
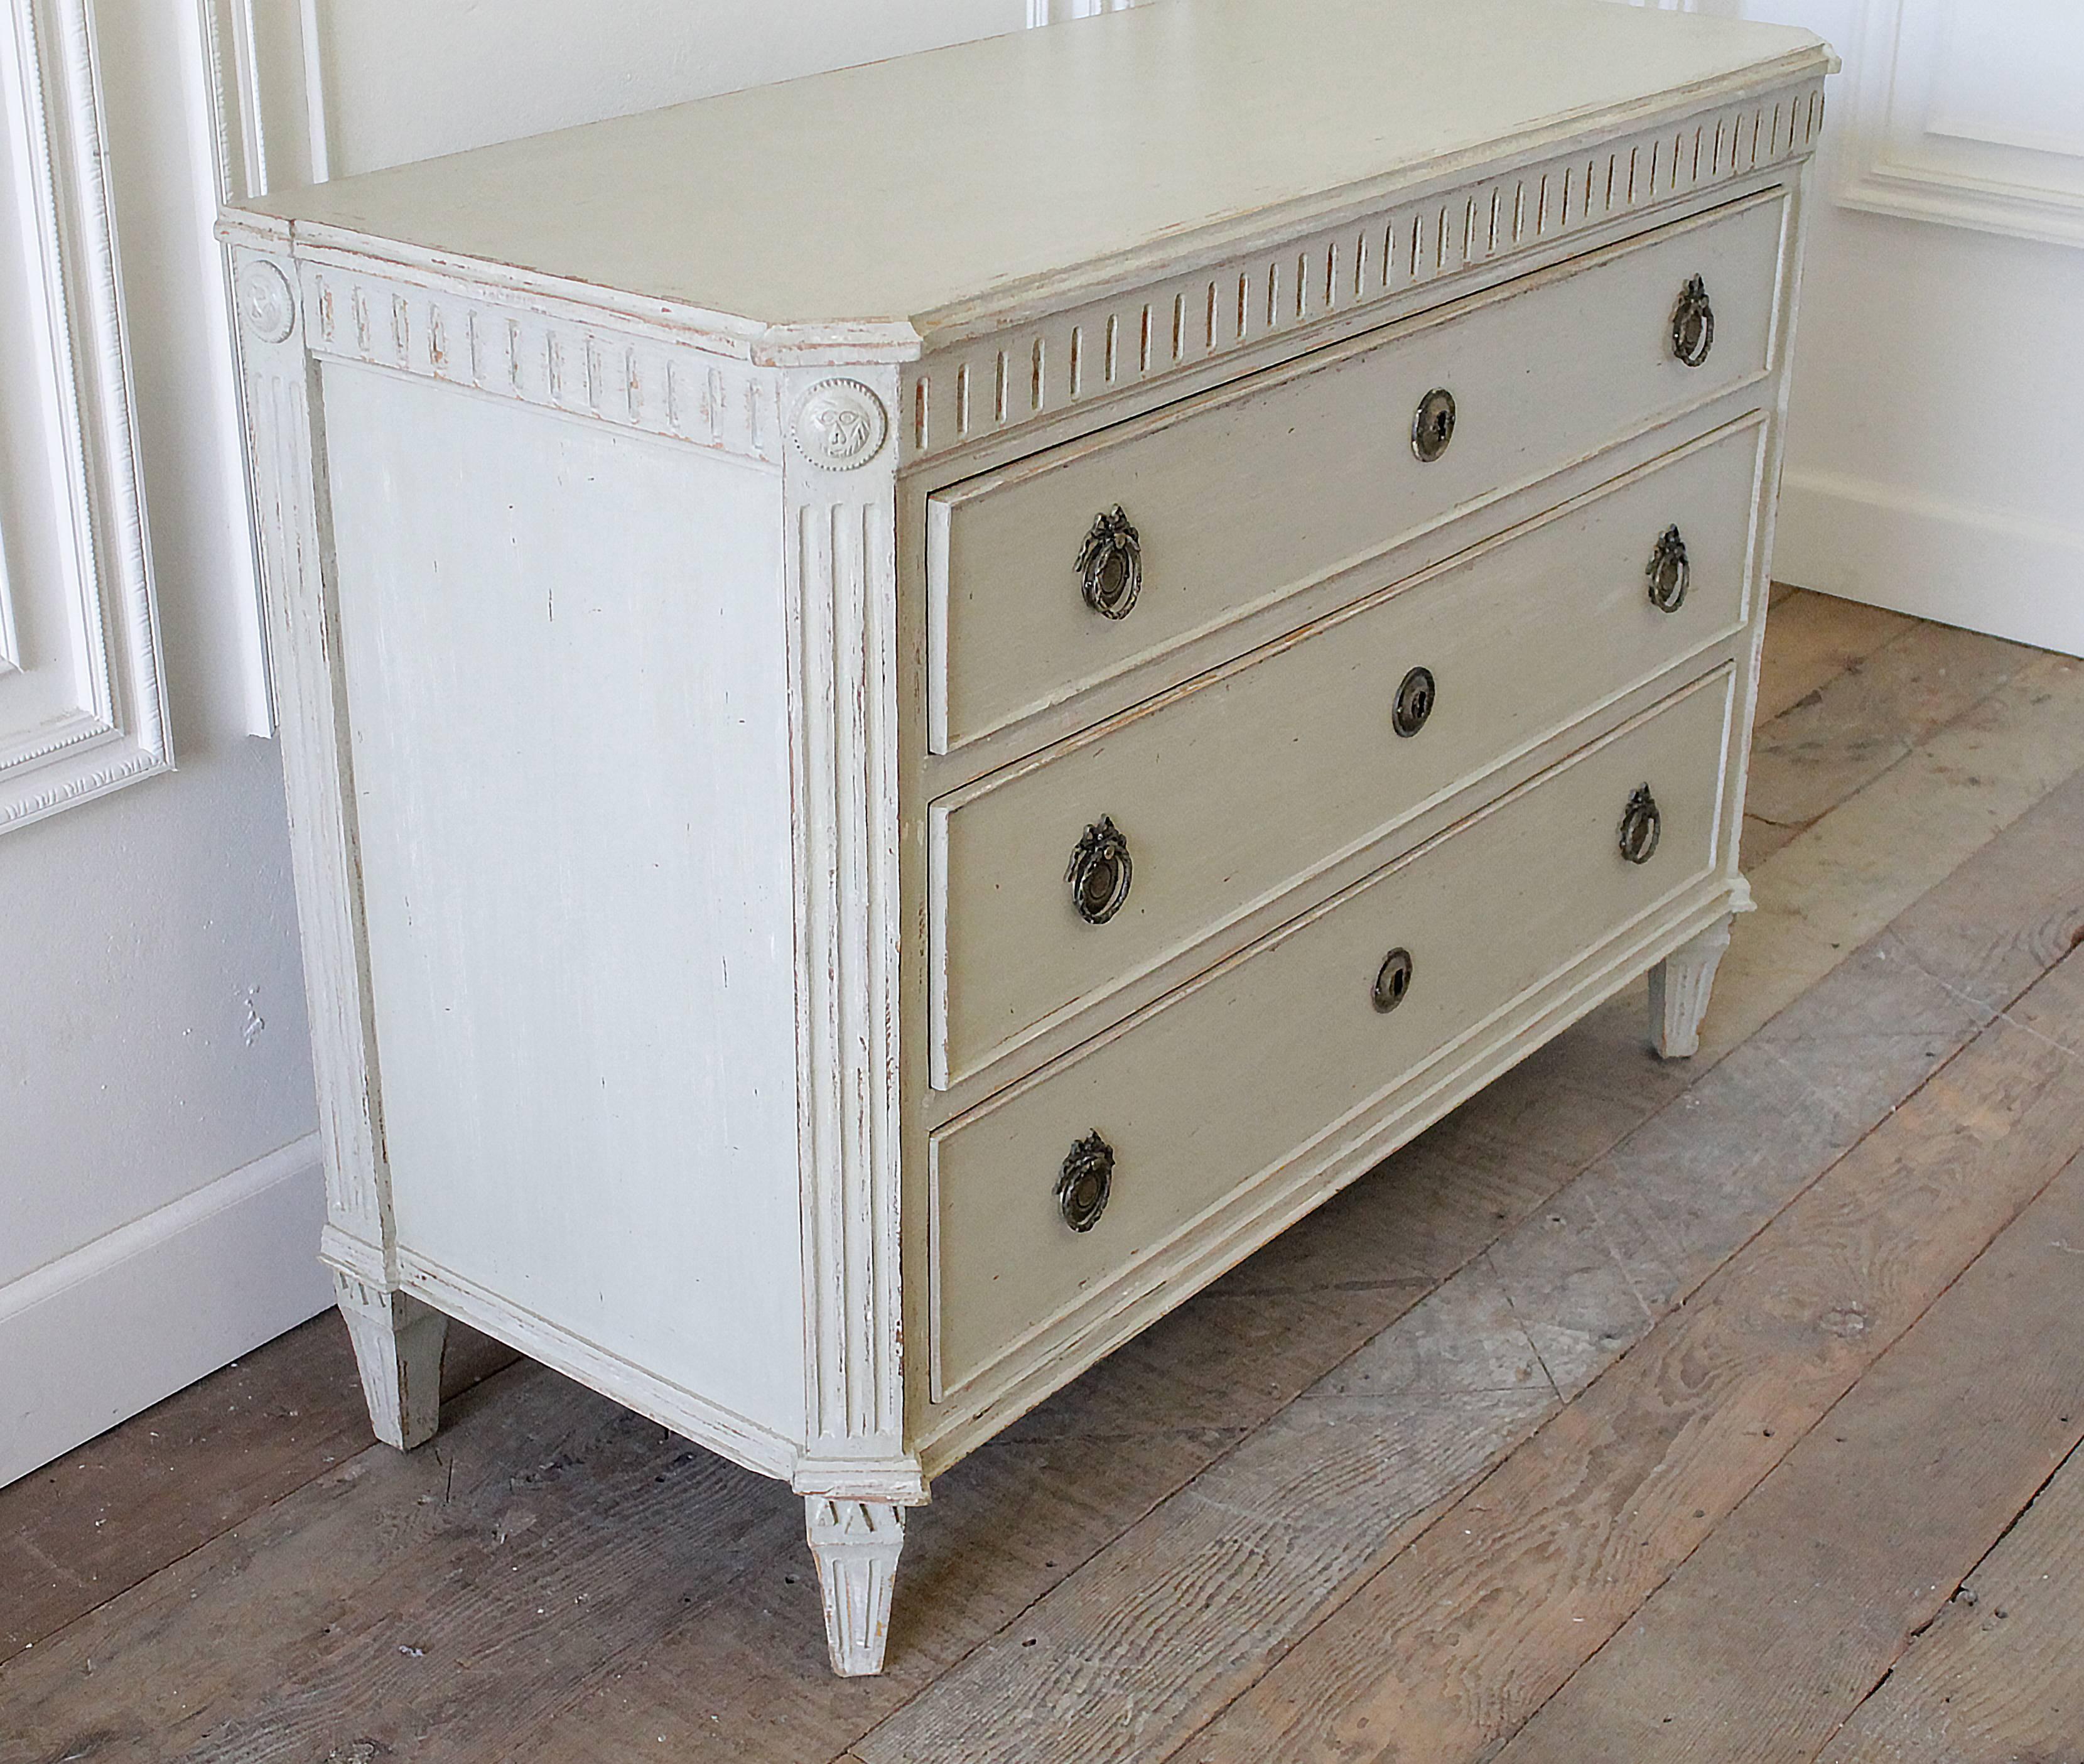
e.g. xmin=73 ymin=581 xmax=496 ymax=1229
xmin=245 ymin=0 xmax=1824 ymax=336
xmin=321 ymin=365 xmax=807 ymax=1442
xmin=222 ymin=0 xmax=1824 ymax=1672
xmin=7 ymin=0 xmax=1068 ymax=1494
xmin=1649 ymin=909 xmax=1736 ymax=1056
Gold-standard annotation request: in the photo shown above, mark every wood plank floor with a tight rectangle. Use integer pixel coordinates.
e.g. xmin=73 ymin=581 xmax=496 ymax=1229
xmin=6 ymin=590 xmax=2084 ymax=1764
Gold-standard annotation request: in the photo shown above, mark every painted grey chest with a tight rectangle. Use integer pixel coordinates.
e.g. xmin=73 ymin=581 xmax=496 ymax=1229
xmin=222 ymin=0 xmax=1833 ymax=1676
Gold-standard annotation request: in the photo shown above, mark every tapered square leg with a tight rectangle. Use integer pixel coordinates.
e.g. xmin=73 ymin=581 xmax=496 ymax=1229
xmin=334 ymin=1271 xmax=448 ymax=1450
xmin=1648 ymin=912 xmax=1735 ymax=1059
xmin=804 ymin=1496 xmax=905 ymax=1675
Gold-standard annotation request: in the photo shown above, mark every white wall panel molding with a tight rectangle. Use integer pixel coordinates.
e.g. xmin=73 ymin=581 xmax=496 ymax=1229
xmin=1838 ymin=0 xmax=2084 ymax=247
xmin=0 ymin=0 xmax=171 ymax=832
xmin=1777 ymin=467 xmax=2084 ymax=657
xmin=197 ymin=0 xmax=328 ymax=202
xmin=0 ymin=1134 xmax=330 ymax=1485
xmin=1024 ymin=0 xmax=1145 ymax=27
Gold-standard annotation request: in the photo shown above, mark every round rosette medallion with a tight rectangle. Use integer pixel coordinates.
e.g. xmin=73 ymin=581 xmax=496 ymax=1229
xmin=236 ymin=261 xmax=298 ymax=344
xmin=790 ymin=379 xmax=888 ymax=471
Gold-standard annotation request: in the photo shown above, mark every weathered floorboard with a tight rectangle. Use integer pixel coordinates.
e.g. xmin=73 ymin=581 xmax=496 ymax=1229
xmin=0 ymin=1314 xmax=516 ymax=1663
xmin=0 ymin=989 xmax=1697 ymax=1764
xmin=1180 ymin=948 xmax=2084 ymax=1764
xmin=1700 ymin=651 xmax=2084 ymax=1061
xmin=1750 ymin=589 xmax=1916 ymax=727
xmin=1815 ymin=1439 xmax=2084 ymax=1764
xmin=1742 ymin=619 xmax=2028 ymax=831
xmin=1493 ymin=1152 xmax=2084 ymax=1764
xmin=498 ymin=998 xmax=1698 ymax=1764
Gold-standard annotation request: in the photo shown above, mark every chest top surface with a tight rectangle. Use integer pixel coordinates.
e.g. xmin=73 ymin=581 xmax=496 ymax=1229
xmin=234 ymin=0 xmax=1827 ymax=350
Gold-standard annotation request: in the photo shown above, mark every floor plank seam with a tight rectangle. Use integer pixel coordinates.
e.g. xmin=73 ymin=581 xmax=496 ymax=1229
xmin=1482 ymin=1249 xmax=1568 ymax=1404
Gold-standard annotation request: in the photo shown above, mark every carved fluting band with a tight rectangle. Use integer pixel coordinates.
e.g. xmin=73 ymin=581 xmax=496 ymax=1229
xmin=237 ymin=260 xmax=298 ymax=344
xmin=791 ymin=378 xmax=888 ymax=470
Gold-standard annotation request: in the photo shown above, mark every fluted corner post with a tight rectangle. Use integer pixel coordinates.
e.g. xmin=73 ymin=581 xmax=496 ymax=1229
xmin=220 ymin=217 xmax=433 ymax=1444
xmin=777 ymin=360 xmax=929 ymax=1675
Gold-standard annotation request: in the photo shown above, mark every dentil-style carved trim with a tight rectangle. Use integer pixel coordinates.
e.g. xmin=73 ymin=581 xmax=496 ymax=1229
xmin=780 ymin=365 xmax=915 ymax=1497
xmin=0 ymin=0 xmax=171 ymax=832
xmin=904 ymin=79 xmax=1826 ymax=463
xmin=298 ymin=260 xmax=785 ymax=465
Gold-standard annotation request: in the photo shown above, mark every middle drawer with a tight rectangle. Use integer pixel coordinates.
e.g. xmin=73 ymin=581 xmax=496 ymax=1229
xmin=930 ymin=414 xmax=1764 ymax=1088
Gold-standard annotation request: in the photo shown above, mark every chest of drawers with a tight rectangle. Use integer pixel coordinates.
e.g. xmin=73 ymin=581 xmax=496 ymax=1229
xmin=222 ymin=0 xmax=1833 ymax=1677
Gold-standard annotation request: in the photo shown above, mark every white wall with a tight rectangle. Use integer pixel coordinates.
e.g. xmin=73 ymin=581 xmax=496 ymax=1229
xmin=1732 ymin=0 xmax=2084 ymax=652
xmin=2 ymin=0 xmax=1037 ymax=1486
xmin=0 ymin=0 xmax=325 ymax=1484
xmin=221 ymin=0 xmax=1030 ymax=187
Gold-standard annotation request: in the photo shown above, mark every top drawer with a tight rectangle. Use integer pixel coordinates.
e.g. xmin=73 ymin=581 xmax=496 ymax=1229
xmin=927 ymin=190 xmax=1786 ymax=754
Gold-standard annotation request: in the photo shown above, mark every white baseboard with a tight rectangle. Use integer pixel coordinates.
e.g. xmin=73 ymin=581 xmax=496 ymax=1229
xmin=1775 ymin=468 xmax=2084 ymax=658
xmin=0 ymin=1134 xmax=335 ymax=1486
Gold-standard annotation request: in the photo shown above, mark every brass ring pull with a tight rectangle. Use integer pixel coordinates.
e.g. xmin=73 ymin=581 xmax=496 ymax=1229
xmin=1372 ymin=947 xmax=1415 ymax=1014
xmin=1646 ymin=526 xmax=1690 ymax=613
xmin=1393 ymin=666 xmax=1437 ymax=738
xmin=1412 ymin=387 xmax=1456 ymax=463
xmin=1057 ymin=1130 xmax=1115 ymax=1232
xmin=1067 ymin=816 xmax=1133 ymax=924
xmin=1619 ymin=785 xmax=1663 ymax=865
xmin=1076 ymin=507 xmax=1142 ymax=619
xmin=1671 ymin=276 xmax=1715 ymax=368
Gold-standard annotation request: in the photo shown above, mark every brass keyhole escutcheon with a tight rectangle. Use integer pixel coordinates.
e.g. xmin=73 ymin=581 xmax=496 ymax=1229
xmin=1671 ymin=275 xmax=1715 ymax=368
xmin=1393 ymin=666 xmax=1437 ymax=738
xmin=1067 ymin=815 xmax=1133 ymax=925
xmin=1076 ymin=506 xmax=1142 ymax=619
xmin=1619 ymin=785 xmax=1663 ymax=865
xmin=1057 ymin=1130 xmax=1115 ymax=1233
xmin=1372 ymin=947 xmax=1415 ymax=1014
xmin=1412 ymin=387 xmax=1456 ymax=463
xmin=1646 ymin=526 xmax=1690 ymax=614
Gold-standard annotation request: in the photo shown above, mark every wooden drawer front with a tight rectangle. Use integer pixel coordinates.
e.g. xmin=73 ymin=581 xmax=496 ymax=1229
xmin=929 ymin=671 xmax=1732 ymax=1403
xmin=932 ymin=416 xmax=1763 ymax=1086
xmin=928 ymin=190 xmax=1784 ymax=754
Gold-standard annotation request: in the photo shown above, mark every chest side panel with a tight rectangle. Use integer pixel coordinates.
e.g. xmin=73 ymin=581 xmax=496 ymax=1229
xmin=320 ymin=365 xmax=806 ymax=1442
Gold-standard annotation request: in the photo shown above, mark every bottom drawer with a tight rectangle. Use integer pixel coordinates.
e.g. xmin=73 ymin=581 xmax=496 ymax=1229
xmin=928 ymin=668 xmax=1735 ymax=1405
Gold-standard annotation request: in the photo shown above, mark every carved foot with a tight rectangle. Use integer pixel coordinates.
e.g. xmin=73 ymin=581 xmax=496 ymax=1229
xmin=804 ymin=1496 xmax=905 ymax=1675
xmin=1648 ymin=912 xmax=1735 ymax=1059
xmin=334 ymin=1271 xmax=448 ymax=1450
